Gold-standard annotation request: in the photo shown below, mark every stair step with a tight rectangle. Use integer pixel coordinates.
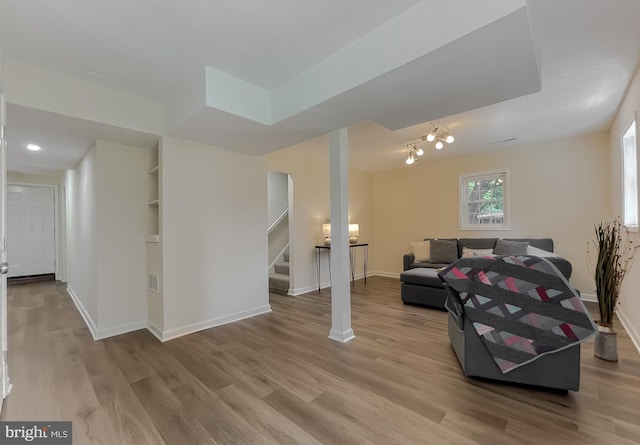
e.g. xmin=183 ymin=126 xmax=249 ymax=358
xmin=269 ymin=273 xmax=289 ymax=291
xmin=274 ymin=262 xmax=289 ymax=275
xmin=283 ymin=251 xmax=289 ymax=262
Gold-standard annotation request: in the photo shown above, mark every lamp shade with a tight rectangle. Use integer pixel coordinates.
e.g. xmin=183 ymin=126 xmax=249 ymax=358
xmin=322 ymin=223 xmax=331 ymax=238
xmin=348 ymin=224 xmax=359 ymax=237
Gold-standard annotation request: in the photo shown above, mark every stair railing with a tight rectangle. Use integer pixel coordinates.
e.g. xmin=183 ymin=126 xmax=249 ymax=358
xmin=268 ymin=209 xmax=288 ymax=234
xmin=268 ymin=243 xmax=290 ymax=273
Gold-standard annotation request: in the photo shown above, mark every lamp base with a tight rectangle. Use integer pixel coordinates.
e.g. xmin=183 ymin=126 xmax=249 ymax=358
xmin=323 ymin=237 xmax=331 ymax=246
xmin=349 ymin=237 xmax=358 ymax=244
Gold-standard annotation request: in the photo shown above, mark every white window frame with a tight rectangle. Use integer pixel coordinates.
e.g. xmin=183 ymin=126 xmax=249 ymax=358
xmin=622 ymin=117 xmax=638 ymax=229
xmin=459 ymin=169 xmax=510 ymax=230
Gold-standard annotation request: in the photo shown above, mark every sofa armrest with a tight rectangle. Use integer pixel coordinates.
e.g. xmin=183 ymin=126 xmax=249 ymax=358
xmin=546 ymin=257 xmax=573 ymax=280
xmin=403 ymin=253 xmax=415 ymax=271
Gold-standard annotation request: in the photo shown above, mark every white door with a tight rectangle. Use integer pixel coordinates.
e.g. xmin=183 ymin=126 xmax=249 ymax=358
xmin=6 ymin=185 xmax=55 ymax=278
xmin=0 ymin=82 xmax=11 ymax=407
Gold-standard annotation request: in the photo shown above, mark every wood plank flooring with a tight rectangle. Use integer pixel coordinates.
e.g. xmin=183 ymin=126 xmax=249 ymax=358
xmin=2 ymin=278 xmax=640 ymax=444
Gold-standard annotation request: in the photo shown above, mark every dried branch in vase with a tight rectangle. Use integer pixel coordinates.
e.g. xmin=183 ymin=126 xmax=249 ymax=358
xmin=587 ymin=219 xmax=640 ymax=327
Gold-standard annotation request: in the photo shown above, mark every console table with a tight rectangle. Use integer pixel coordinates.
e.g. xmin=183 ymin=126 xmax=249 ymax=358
xmin=315 ymin=243 xmax=368 ymax=291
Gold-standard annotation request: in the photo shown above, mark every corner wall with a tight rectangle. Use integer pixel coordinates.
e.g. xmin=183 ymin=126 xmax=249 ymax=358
xmin=160 ymin=137 xmax=270 ymax=338
xmin=610 ymin=66 xmax=640 ymax=352
xmin=65 ymin=145 xmax=98 ymax=328
xmin=370 ymin=133 xmax=611 ymax=293
xmin=65 ymin=141 xmax=149 ymax=339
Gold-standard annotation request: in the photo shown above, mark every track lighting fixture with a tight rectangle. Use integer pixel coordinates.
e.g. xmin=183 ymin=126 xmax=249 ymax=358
xmin=404 ymin=121 xmax=455 ymax=165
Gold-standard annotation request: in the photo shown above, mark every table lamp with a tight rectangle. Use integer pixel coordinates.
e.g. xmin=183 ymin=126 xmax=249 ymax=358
xmin=349 ymin=224 xmax=359 ymax=244
xmin=322 ymin=223 xmax=331 ymax=246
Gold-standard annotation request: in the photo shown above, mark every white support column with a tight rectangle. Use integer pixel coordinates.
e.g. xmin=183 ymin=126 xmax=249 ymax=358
xmin=328 ymin=127 xmax=355 ymax=343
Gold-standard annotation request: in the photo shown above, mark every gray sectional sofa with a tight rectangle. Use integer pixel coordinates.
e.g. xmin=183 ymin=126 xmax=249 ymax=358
xmin=401 ymin=237 xmax=582 ymax=390
xmin=401 ymin=238 xmax=573 ymax=309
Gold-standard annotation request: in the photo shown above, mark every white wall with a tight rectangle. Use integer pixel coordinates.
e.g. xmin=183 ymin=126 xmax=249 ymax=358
xmin=610 ymin=66 xmax=640 ymax=351
xmin=96 ymin=141 xmax=149 ymax=334
xmin=267 ymin=171 xmax=288 ymax=227
xmin=65 ymin=141 xmax=149 ymax=338
xmin=160 ymin=137 xmax=270 ymax=338
xmin=370 ymin=133 xmax=611 ymax=293
xmin=66 ymin=145 xmax=98 ymax=325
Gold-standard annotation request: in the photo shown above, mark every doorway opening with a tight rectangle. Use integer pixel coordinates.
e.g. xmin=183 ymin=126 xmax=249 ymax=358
xmin=267 ymin=172 xmax=293 ymax=296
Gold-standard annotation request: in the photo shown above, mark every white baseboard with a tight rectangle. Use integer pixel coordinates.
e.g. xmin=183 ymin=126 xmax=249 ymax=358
xmin=580 ymin=292 xmax=597 ymax=303
xmin=156 ymin=305 xmax=272 ymax=342
xmin=370 ymin=271 xmax=401 ymax=279
xmin=288 ymin=282 xmax=329 ymax=296
xmin=616 ymin=307 xmax=640 ymax=355
xmin=66 ymin=286 xmax=98 ymax=341
xmin=66 ymin=286 xmax=147 ymax=340
xmin=288 ymin=272 xmax=400 ymax=296
xmin=146 ymin=321 xmax=164 ymax=342
xmin=329 ymin=328 xmax=356 ymax=343
xmin=95 ymin=321 xmax=147 ymax=340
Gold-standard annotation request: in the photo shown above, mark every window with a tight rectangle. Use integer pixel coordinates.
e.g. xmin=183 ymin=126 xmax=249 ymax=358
xmin=460 ymin=170 xmax=509 ymax=230
xmin=623 ymin=120 xmax=637 ymax=228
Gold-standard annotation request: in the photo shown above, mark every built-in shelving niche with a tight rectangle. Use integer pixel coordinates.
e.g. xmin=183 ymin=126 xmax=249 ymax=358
xmin=147 ymin=146 xmax=160 ymax=243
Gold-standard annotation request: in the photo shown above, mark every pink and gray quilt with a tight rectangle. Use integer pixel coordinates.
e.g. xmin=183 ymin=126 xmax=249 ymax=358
xmin=439 ymin=255 xmax=597 ymax=373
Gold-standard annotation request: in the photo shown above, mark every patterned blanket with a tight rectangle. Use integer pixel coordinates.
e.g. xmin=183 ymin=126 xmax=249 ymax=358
xmin=439 ymin=255 xmax=597 ymax=373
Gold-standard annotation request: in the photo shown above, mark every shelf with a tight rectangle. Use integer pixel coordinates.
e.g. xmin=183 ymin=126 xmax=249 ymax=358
xmin=146 ymin=234 xmax=160 ymax=243
xmin=147 ymin=199 xmax=159 ymax=206
xmin=147 ymin=165 xmax=159 ymax=175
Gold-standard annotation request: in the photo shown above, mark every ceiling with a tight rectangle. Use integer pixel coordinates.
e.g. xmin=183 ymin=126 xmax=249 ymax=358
xmin=1 ymin=0 xmax=639 ymax=174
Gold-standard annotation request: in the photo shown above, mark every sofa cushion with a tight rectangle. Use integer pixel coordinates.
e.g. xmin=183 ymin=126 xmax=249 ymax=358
xmin=506 ymin=238 xmax=554 ymax=252
xmin=410 ymin=240 xmax=431 ymax=262
xmin=430 ymin=239 xmax=458 ymax=263
xmin=458 ymin=238 xmax=497 ymax=257
xmin=494 ymin=239 xmax=529 ymax=255
xmin=400 ymin=268 xmax=443 ymax=287
xmin=526 ymin=245 xmax=559 ymax=257
xmin=461 ymin=247 xmax=494 ymax=258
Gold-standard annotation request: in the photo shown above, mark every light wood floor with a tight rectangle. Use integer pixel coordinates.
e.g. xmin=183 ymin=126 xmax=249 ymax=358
xmin=2 ymin=278 xmax=640 ymax=444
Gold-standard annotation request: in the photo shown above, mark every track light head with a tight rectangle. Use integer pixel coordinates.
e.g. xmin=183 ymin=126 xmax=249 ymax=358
xmin=435 ymin=140 xmax=444 ymax=150
xmin=446 ymin=135 xmax=454 ymax=144
xmin=414 ymin=145 xmax=424 ymax=156
xmin=426 ymin=130 xmax=437 ymax=142
xmin=405 ymin=153 xmax=416 ymax=165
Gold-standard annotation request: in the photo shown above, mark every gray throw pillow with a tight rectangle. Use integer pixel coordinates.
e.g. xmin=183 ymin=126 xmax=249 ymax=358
xmin=494 ymin=239 xmax=529 ymax=255
xmin=430 ymin=239 xmax=458 ymax=263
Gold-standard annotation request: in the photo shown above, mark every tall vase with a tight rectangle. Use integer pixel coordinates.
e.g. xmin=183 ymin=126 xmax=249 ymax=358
xmin=594 ymin=324 xmax=618 ymax=362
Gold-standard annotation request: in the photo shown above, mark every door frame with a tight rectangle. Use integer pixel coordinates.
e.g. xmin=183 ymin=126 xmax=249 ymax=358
xmin=7 ymin=182 xmax=60 ymax=280
xmin=0 ymin=81 xmax=10 ymax=408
